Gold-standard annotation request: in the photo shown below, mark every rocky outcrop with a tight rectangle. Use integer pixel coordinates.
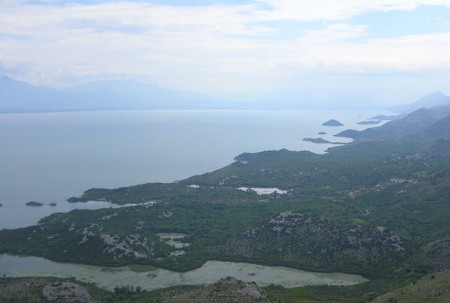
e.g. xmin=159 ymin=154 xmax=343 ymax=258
xmin=100 ymin=234 xmax=153 ymax=260
xmin=42 ymin=282 xmax=93 ymax=303
xmin=162 ymin=277 xmax=271 ymax=303
xmin=243 ymin=212 xmax=405 ymax=253
xmin=74 ymin=221 xmax=154 ymax=261
xmin=222 ymin=212 xmax=408 ymax=275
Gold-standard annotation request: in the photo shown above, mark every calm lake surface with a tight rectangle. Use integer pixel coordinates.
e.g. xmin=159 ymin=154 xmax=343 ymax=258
xmin=0 ymin=255 xmax=368 ymax=290
xmin=0 ymin=109 xmax=386 ymax=229
xmin=0 ymin=109 xmax=383 ymax=289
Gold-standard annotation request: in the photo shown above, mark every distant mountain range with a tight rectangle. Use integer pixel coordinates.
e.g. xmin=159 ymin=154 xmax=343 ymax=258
xmin=1 ymin=75 xmax=450 ymax=113
xmin=388 ymin=91 xmax=450 ymax=113
xmin=0 ymin=76 xmax=224 ymax=112
xmin=336 ymin=104 xmax=450 ymax=139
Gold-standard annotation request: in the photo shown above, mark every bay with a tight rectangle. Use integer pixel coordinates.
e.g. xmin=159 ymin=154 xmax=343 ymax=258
xmin=0 ymin=109 xmax=387 ymax=229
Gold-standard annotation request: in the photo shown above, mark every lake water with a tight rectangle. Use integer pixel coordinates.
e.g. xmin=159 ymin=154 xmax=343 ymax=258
xmin=0 ymin=109 xmax=383 ymax=290
xmin=0 ymin=109 xmax=387 ymax=229
xmin=0 ymin=255 xmax=368 ymax=290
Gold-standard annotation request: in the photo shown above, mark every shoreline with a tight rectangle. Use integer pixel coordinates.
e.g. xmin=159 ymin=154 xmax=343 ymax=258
xmin=0 ymin=253 xmax=369 ymax=281
xmin=0 ymin=253 xmax=368 ymax=292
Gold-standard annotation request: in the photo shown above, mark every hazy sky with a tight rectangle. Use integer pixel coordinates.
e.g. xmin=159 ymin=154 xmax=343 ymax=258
xmin=2 ymin=0 xmax=450 ymax=105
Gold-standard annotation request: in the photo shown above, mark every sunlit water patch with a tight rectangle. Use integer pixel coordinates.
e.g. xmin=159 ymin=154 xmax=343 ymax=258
xmin=237 ymin=187 xmax=289 ymax=195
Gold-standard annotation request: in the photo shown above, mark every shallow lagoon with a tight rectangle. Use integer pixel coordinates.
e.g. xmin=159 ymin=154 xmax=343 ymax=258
xmin=0 ymin=255 xmax=368 ymax=291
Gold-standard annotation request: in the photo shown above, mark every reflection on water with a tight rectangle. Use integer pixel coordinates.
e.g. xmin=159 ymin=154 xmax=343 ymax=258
xmin=0 ymin=255 xmax=368 ymax=291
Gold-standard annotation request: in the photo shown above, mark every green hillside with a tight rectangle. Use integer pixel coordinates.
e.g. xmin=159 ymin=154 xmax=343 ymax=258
xmin=1 ymin=106 xmax=450 ymax=301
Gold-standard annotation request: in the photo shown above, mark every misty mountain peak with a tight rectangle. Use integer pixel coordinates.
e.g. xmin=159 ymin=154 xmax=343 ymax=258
xmin=417 ymin=90 xmax=446 ymax=102
xmin=388 ymin=90 xmax=450 ymax=114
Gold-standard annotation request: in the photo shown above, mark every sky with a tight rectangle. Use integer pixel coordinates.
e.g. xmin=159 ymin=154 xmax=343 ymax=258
xmin=2 ymin=0 xmax=450 ymax=106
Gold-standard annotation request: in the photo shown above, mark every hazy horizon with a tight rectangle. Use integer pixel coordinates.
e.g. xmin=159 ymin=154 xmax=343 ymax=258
xmin=2 ymin=1 xmax=450 ymax=107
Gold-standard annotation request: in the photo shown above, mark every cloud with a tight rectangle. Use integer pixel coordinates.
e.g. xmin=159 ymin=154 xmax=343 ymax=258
xmin=1 ymin=0 xmax=450 ymax=94
xmin=255 ymin=0 xmax=450 ymax=21
xmin=0 ymin=60 xmax=31 ymax=76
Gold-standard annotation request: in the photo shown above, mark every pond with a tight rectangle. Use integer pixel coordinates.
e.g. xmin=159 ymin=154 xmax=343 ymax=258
xmin=0 ymin=255 xmax=368 ymax=291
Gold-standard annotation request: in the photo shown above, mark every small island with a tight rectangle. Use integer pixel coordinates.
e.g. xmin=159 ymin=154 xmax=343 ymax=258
xmin=26 ymin=201 xmax=44 ymax=207
xmin=322 ymin=119 xmax=344 ymax=126
xmin=318 ymin=132 xmax=327 ymax=135
xmin=372 ymin=114 xmax=402 ymax=121
xmin=48 ymin=202 xmax=57 ymax=207
xmin=357 ymin=120 xmax=381 ymax=125
xmin=303 ymin=138 xmax=345 ymax=144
